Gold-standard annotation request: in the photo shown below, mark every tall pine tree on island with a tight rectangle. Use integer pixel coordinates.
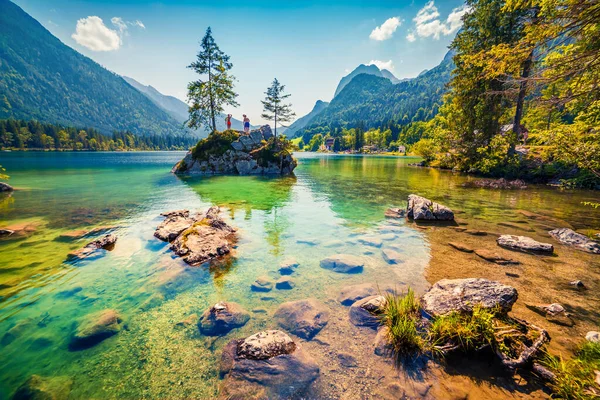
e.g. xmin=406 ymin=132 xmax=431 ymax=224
xmin=187 ymin=27 xmax=239 ymax=133
xmin=261 ymin=79 xmax=296 ymax=137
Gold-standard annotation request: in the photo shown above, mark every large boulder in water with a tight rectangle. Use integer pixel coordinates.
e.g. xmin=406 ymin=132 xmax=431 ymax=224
xmin=169 ymin=207 xmax=237 ymax=266
xmin=549 ymin=228 xmax=600 ymax=254
xmin=320 ymin=254 xmax=364 ymax=273
xmin=406 ymin=194 xmax=454 ymax=221
xmin=422 ymin=278 xmax=518 ymax=317
xmin=349 ymin=295 xmax=387 ymax=328
xmin=497 ymin=235 xmax=554 ymax=254
xmin=274 ymin=298 xmax=329 ymax=340
xmin=172 ymin=126 xmax=296 ymax=176
xmin=219 ymin=330 xmax=319 ymax=399
xmin=11 ymin=375 xmax=73 ymax=400
xmin=69 ymin=309 xmax=123 ymax=350
xmin=198 ymin=301 xmax=250 ymax=336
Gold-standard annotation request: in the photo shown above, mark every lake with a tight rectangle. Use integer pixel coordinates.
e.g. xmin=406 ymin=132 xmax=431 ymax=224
xmin=1 ymin=151 xmax=599 ymax=399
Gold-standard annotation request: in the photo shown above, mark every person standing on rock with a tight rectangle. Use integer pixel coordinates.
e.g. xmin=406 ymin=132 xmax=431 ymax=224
xmin=243 ymin=115 xmax=250 ymax=134
xmin=225 ymin=114 xmax=232 ymax=130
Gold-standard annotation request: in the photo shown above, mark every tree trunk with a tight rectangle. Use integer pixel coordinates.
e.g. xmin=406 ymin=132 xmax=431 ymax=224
xmin=208 ymin=55 xmax=216 ymax=132
xmin=274 ymin=113 xmax=277 ymax=138
xmin=509 ymin=50 xmax=533 ymax=156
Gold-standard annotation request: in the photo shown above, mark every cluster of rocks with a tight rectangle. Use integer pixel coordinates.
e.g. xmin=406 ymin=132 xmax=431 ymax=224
xmin=172 ymin=125 xmax=297 ymax=176
xmin=67 ymin=234 xmax=117 ymax=261
xmin=154 ymin=207 xmax=237 ymax=266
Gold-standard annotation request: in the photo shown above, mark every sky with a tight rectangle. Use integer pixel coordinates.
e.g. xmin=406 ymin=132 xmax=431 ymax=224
xmin=13 ymin=0 xmax=469 ymax=125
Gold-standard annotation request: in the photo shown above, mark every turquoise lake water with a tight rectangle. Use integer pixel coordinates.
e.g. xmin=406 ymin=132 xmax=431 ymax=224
xmin=0 ymin=152 xmax=598 ymax=399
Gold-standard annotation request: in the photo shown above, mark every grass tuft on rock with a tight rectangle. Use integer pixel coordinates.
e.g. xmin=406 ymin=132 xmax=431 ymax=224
xmin=428 ymin=305 xmax=497 ymax=353
xmin=191 ymin=130 xmax=240 ymax=162
xmin=541 ymin=341 xmax=600 ymax=400
xmin=379 ymin=288 xmax=423 ymax=355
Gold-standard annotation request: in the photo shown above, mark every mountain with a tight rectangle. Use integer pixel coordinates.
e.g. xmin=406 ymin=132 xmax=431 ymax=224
xmin=0 ymin=0 xmax=186 ymax=137
xmin=123 ymin=76 xmax=251 ymax=134
xmin=298 ymin=51 xmax=454 ymax=139
xmin=285 ymin=100 xmax=329 ymax=137
xmin=333 ymin=64 xmax=400 ymax=98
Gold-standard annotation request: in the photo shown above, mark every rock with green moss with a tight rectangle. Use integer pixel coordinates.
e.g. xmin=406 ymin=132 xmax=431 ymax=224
xmin=12 ymin=375 xmax=73 ymax=400
xmin=172 ymin=126 xmax=296 ymax=176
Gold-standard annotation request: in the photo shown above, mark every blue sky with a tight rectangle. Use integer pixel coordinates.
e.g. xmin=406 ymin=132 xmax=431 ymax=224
xmin=14 ymin=0 xmax=468 ymax=125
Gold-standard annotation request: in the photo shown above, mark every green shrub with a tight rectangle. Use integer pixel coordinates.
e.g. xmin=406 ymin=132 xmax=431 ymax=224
xmin=191 ymin=130 xmax=240 ymax=161
xmin=428 ymin=305 xmax=497 ymax=353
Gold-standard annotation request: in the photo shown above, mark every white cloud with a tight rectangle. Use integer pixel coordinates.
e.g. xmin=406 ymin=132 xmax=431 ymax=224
xmin=72 ymin=16 xmax=121 ymax=51
xmin=368 ymin=59 xmax=395 ymax=73
xmin=72 ymin=16 xmax=146 ymax=51
xmin=406 ymin=32 xmax=416 ymax=42
xmin=369 ymin=17 xmax=401 ymax=41
xmin=413 ymin=1 xmax=471 ymax=40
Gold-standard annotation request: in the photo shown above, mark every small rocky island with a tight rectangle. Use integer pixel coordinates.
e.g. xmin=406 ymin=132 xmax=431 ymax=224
xmin=172 ymin=126 xmax=297 ymax=176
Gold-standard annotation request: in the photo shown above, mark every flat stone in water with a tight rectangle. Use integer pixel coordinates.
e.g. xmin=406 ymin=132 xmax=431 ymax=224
xmin=337 ymin=283 xmax=378 ymax=306
xmin=320 ymin=254 xmax=364 ymax=274
xmin=382 ymin=248 xmax=404 ymax=264
xmin=274 ymin=298 xmax=329 ymax=340
xmin=237 ymin=330 xmax=296 ymax=360
xmin=275 ymin=277 xmax=295 ymax=290
xmin=422 ymin=278 xmax=518 ymax=317
xmin=358 ymin=236 xmax=383 ymax=248
xmin=549 ymin=228 xmax=600 ymax=254
xmin=406 ymin=194 xmax=454 ymax=221
xmin=349 ymin=295 xmax=386 ymax=328
xmin=448 ymin=242 xmax=474 ymax=253
xmin=497 ymin=235 xmax=554 ymax=254
xmin=475 ymin=249 xmax=520 ymax=265
xmin=251 ymin=277 xmax=273 ymax=292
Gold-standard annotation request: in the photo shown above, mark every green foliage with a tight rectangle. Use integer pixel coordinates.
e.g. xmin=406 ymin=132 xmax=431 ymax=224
xmin=0 ymin=119 xmax=196 ymax=151
xmin=0 ymin=165 xmax=8 ymax=180
xmin=308 ymin=134 xmax=323 ymax=152
xmin=261 ymin=78 xmax=295 ymax=137
xmin=541 ymin=341 xmax=600 ymax=400
xmin=429 ymin=305 xmax=498 ymax=353
xmin=0 ymin=1 xmax=185 ymax=137
xmin=250 ymin=136 xmax=294 ymax=168
xmin=411 ymin=139 xmax=438 ymax=163
xmin=187 ymin=27 xmax=239 ymax=132
xmin=191 ymin=130 xmax=240 ymax=161
xmin=379 ymin=288 xmax=423 ymax=355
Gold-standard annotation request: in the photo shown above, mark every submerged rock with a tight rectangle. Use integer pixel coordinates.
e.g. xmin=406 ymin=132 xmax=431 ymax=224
xmin=251 ymin=277 xmax=273 ymax=292
xmin=337 ymin=283 xmax=378 ymax=306
xmin=275 ymin=277 xmax=295 ymax=290
xmin=497 ymin=235 xmax=554 ymax=254
xmin=526 ymin=303 xmax=574 ymax=327
xmin=0 ymin=229 xmax=15 ymax=238
xmin=320 ymin=254 xmax=364 ymax=273
xmin=549 ymin=228 xmax=600 ymax=254
xmin=67 ymin=234 xmax=117 ymax=261
xmin=11 ymin=375 xmax=73 ymax=400
xmin=69 ymin=309 xmax=123 ymax=350
xmin=198 ymin=301 xmax=250 ymax=336
xmin=373 ymin=326 xmax=393 ymax=356
xmin=475 ymin=249 xmax=520 ymax=265
xmin=169 ymin=207 xmax=237 ymax=266
xmin=385 ymin=208 xmax=405 ymax=219
xmin=349 ymin=295 xmax=386 ymax=328
xmin=274 ymin=299 xmax=329 ymax=340
xmin=464 ymin=178 xmax=527 ymax=190
xmin=448 ymin=242 xmax=474 ymax=253
xmin=358 ymin=236 xmax=383 ymax=248
xmin=0 ymin=182 xmax=14 ymax=192
xmin=406 ymin=194 xmax=454 ymax=221
xmin=279 ymin=257 xmax=299 ymax=270
xmin=1 ymin=319 xmax=34 ymax=346
xmin=219 ymin=330 xmax=319 ymax=398
xmin=422 ymin=278 xmax=518 ymax=317
xmin=381 ymin=248 xmax=404 ymax=264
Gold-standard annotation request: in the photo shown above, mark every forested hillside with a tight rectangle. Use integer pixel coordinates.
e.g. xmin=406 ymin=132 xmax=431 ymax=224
xmin=299 ymin=51 xmax=453 ymax=140
xmin=0 ymin=119 xmax=196 ymax=150
xmin=0 ymin=0 xmax=186 ymax=137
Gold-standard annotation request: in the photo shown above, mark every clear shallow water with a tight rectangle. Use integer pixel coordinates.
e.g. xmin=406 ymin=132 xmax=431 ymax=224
xmin=0 ymin=152 xmax=598 ymax=399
